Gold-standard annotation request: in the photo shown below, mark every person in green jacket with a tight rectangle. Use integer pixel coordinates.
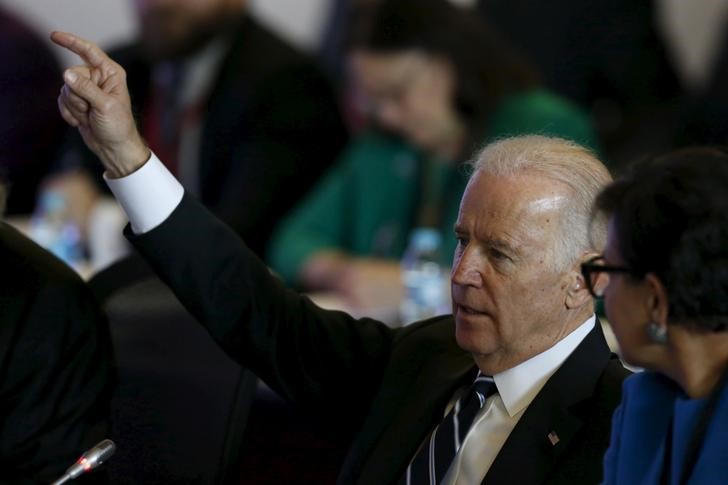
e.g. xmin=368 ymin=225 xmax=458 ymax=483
xmin=268 ymin=0 xmax=598 ymax=319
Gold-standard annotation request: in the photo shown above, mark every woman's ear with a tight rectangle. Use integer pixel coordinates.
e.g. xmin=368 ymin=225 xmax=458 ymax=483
xmin=644 ymin=273 xmax=670 ymax=325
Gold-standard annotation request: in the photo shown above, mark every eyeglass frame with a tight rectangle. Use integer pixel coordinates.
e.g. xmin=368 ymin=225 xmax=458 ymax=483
xmin=580 ymin=255 xmax=636 ymax=299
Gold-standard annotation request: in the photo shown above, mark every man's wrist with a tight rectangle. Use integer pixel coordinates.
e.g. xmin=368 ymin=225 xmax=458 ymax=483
xmin=101 ymin=136 xmax=151 ymax=179
xmin=104 ymin=152 xmax=184 ymax=234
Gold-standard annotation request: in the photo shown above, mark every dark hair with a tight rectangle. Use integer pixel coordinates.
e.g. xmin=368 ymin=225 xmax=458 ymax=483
xmin=595 ymin=147 xmax=728 ymax=332
xmin=348 ymin=0 xmax=537 ymax=127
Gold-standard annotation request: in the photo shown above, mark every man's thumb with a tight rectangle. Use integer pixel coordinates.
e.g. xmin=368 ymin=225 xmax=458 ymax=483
xmin=64 ymin=68 xmax=105 ymax=108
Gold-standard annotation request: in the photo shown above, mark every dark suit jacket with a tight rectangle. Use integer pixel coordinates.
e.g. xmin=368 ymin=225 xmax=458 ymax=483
xmin=70 ymin=14 xmax=348 ymax=256
xmin=0 ymin=223 xmax=113 ymax=484
xmin=128 ymin=194 xmax=629 ymax=484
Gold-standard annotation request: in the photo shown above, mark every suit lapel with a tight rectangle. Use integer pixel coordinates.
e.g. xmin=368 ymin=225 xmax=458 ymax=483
xmin=348 ymin=346 xmax=475 ymax=484
xmin=483 ymin=322 xmax=613 ymax=485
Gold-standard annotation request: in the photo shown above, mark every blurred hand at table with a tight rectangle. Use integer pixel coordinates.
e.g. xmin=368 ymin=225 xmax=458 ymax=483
xmin=34 ymin=169 xmax=130 ymax=273
xmin=338 ymin=258 xmax=405 ymax=311
xmin=40 ymin=169 xmax=100 ymax=237
xmin=301 ymin=252 xmax=405 ymax=315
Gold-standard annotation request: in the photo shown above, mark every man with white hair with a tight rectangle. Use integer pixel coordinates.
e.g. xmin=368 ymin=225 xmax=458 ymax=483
xmin=54 ymin=31 xmax=628 ymax=484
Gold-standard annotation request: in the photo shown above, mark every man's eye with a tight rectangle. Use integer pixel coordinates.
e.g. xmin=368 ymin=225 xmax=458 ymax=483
xmin=490 ymin=248 xmax=509 ymax=261
xmin=455 ymin=236 xmax=468 ymax=247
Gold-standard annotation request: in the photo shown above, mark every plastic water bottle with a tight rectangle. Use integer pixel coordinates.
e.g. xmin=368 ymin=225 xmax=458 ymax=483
xmin=399 ymin=228 xmax=449 ymax=325
xmin=31 ymin=190 xmax=83 ymax=268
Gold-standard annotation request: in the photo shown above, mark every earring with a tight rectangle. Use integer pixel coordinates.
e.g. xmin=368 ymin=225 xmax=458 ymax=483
xmin=647 ymin=321 xmax=668 ymax=344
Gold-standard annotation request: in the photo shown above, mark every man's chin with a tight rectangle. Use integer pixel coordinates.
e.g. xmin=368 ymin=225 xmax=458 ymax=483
xmin=140 ymin=22 xmax=215 ymax=62
xmin=454 ymin=325 xmax=496 ymax=356
xmin=405 ymin=131 xmax=436 ymax=153
xmin=141 ymin=36 xmax=202 ymax=62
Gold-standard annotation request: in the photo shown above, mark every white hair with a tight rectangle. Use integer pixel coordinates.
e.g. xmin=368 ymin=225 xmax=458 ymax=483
xmin=470 ymin=135 xmax=612 ymax=269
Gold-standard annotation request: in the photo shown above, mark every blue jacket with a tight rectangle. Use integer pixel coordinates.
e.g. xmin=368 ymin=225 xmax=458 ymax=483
xmin=603 ymin=371 xmax=728 ymax=484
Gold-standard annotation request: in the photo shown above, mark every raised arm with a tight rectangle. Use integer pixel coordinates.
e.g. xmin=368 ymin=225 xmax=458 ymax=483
xmin=51 ymin=32 xmax=395 ymax=419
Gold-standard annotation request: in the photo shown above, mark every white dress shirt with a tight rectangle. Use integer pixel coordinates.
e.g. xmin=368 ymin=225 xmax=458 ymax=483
xmin=105 ymin=153 xmax=182 ymax=234
xmin=442 ymin=315 xmax=595 ymax=484
xmin=106 ymin=155 xmax=596 ymax=483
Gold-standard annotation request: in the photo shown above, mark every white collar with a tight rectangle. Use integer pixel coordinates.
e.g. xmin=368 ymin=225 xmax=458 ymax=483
xmin=493 ymin=315 xmax=596 ymax=417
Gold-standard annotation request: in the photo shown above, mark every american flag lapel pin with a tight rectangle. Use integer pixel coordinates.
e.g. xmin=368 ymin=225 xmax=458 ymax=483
xmin=547 ymin=431 xmax=560 ymax=446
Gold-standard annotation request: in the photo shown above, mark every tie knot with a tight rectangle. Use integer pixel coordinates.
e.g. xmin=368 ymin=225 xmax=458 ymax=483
xmin=468 ymin=374 xmax=496 ymax=409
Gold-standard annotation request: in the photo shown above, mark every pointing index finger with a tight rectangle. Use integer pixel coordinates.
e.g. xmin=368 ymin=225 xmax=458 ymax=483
xmin=50 ymin=31 xmax=109 ymax=69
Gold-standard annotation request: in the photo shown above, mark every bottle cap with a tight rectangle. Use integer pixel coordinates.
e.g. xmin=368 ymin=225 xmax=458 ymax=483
xmin=409 ymin=227 xmax=441 ymax=252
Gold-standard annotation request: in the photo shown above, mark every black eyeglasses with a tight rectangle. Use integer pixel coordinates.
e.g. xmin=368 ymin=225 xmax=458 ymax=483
xmin=580 ymin=256 xmax=634 ymax=298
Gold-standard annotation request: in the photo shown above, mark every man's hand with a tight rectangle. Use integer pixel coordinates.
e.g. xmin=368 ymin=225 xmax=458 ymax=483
xmin=51 ymin=31 xmax=150 ymax=178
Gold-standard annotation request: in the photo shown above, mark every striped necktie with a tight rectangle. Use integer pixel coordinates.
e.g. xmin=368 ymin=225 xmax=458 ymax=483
xmin=401 ymin=374 xmax=497 ymax=484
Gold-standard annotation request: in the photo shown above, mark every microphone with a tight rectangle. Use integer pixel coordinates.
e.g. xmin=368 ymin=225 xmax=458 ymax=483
xmin=50 ymin=439 xmax=116 ymax=485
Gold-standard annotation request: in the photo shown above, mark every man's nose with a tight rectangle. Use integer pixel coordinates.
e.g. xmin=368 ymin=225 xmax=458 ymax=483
xmin=451 ymin=248 xmax=482 ymax=287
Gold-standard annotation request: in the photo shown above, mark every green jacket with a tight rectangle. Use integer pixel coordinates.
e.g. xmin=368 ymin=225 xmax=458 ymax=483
xmin=268 ymin=89 xmax=598 ymax=284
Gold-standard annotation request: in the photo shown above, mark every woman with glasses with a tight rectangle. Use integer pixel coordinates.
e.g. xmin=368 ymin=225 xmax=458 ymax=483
xmin=581 ymin=147 xmax=728 ymax=484
xmin=267 ymin=0 xmax=598 ymax=317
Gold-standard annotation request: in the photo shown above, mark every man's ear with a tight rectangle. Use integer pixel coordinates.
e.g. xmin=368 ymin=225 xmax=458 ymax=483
xmin=565 ymin=270 xmax=593 ymax=309
xmin=565 ymin=253 xmax=599 ymax=309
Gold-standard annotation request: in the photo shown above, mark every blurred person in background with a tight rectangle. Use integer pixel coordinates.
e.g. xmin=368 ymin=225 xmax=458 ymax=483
xmin=0 ymin=6 xmax=67 ymax=216
xmin=46 ymin=0 xmax=348 ymax=265
xmin=0 ymin=183 xmax=113 ymax=484
xmin=268 ymin=0 xmax=598 ymax=318
xmin=582 ymin=147 xmax=728 ymax=484
xmin=675 ymin=13 xmax=728 ymax=150
xmin=476 ymin=0 xmax=683 ymax=169
xmin=319 ymin=0 xmax=683 ymax=168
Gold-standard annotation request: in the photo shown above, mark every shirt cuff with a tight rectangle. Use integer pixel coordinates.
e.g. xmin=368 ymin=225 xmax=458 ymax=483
xmin=104 ymin=152 xmax=184 ymax=234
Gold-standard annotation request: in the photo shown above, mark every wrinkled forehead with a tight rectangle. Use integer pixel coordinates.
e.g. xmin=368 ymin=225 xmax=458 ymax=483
xmin=457 ymin=171 xmax=571 ymax=248
xmin=460 ymin=170 xmax=569 ymax=216
xmin=528 ymin=194 xmax=568 ymax=214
